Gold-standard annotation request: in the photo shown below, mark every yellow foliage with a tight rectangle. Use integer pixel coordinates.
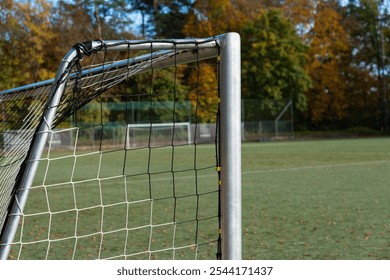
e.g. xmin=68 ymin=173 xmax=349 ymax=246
xmin=187 ymin=63 xmax=219 ymax=123
xmin=183 ymin=0 xmax=262 ymax=37
xmin=305 ymin=2 xmax=351 ymax=124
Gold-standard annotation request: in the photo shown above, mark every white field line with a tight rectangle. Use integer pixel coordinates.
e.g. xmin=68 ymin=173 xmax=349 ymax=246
xmin=243 ymin=159 xmax=390 ymax=175
xmin=34 ymin=159 xmax=390 ymax=189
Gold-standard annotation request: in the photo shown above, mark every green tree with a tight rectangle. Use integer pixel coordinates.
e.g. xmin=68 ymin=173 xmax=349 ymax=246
xmin=153 ymin=0 xmax=193 ymax=38
xmin=183 ymin=2 xmax=310 ymax=120
xmin=342 ymin=0 xmax=389 ymax=130
xmin=241 ymin=9 xmax=311 ymax=119
xmin=131 ymin=0 xmax=156 ymax=38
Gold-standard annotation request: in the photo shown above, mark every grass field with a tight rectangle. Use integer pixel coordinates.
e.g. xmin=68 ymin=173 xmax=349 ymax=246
xmin=8 ymin=137 xmax=390 ymax=259
xmin=241 ymin=138 xmax=390 ymax=259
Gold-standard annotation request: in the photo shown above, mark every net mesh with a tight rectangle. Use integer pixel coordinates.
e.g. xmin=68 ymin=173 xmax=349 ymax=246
xmin=0 ymin=39 xmax=221 ymax=259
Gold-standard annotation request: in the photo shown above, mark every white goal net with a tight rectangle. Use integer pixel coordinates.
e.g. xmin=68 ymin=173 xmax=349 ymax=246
xmin=0 ymin=33 xmax=241 ymax=260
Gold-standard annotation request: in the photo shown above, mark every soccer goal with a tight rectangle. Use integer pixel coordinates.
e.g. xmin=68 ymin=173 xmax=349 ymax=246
xmin=126 ymin=122 xmax=191 ymax=148
xmin=0 ymin=33 xmax=241 ymax=260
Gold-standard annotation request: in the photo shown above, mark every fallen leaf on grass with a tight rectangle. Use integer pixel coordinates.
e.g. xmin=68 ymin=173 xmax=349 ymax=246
xmin=364 ymin=232 xmax=373 ymax=241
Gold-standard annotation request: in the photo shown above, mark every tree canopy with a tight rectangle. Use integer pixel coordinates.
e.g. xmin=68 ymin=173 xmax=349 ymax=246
xmin=0 ymin=0 xmax=389 ymax=131
xmin=241 ymin=9 xmax=311 ymax=117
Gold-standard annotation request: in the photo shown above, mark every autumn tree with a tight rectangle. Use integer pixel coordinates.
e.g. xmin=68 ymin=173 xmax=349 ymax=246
xmin=0 ymin=0 xmax=22 ymax=90
xmin=183 ymin=0 xmax=261 ymax=37
xmin=280 ymin=0 xmax=315 ymax=39
xmin=2 ymin=0 xmax=386 ymax=131
xmin=0 ymin=0 xmax=57 ymax=89
xmin=305 ymin=2 xmax=351 ymax=129
xmin=181 ymin=0 xmax=260 ymax=121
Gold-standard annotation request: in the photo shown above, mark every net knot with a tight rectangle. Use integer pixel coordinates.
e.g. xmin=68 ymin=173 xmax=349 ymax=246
xmin=73 ymin=40 xmax=105 ymax=60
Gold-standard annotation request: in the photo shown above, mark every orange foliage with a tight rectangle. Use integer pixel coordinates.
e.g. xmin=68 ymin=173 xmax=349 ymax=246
xmin=305 ymin=2 xmax=351 ymax=125
xmin=183 ymin=0 xmax=262 ymax=37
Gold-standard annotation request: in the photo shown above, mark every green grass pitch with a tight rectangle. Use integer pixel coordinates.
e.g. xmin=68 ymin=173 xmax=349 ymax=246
xmin=242 ymin=138 xmax=390 ymax=259
xmin=8 ymin=137 xmax=390 ymax=259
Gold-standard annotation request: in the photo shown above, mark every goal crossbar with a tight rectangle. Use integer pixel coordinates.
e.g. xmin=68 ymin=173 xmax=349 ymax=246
xmin=0 ymin=38 xmax=218 ymax=97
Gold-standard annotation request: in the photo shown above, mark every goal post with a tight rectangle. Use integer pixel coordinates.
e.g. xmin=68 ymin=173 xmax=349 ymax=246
xmin=0 ymin=33 xmax=241 ymax=260
xmin=220 ymin=33 xmax=242 ymax=260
